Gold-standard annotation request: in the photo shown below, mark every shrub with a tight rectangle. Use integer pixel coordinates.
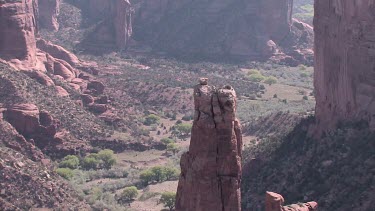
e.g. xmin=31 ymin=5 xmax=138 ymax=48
xmin=140 ymin=169 xmax=154 ymax=185
xmin=56 ymin=168 xmax=74 ymax=180
xmin=119 ymin=186 xmax=138 ymax=202
xmin=264 ymin=76 xmax=278 ymax=85
xmin=144 ymin=114 xmax=160 ymax=126
xmin=174 ymin=123 xmax=192 ymax=141
xmin=164 ymin=167 xmax=180 ymax=180
xmin=303 ymin=95 xmax=309 ymax=100
xmin=139 ymin=192 xmax=160 ymax=201
xmin=248 ymin=73 xmax=265 ymax=82
xmin=166 ymin=143 xmax=179 ymax=155
xmin=160 ymin=192 xmax=176 ymax=211
xmin=161 ymin=138 xmax=175 ymax=145
xmin=59 ymin=155 xmax=79 ymax=169
xmin=98 ymin=149 xmax=116 ymax=169
xmin=82 ymin=155 xmax=100 ymax=170
xmin=300 ymin=72 xmax=309 ymax=78
xmin=247 ymin=69 xmax=261 ymax=75
xmin=139 ymin=166 xmax=180 ymax=185
xmin=273 ymin=94 xmax=278 ymax=98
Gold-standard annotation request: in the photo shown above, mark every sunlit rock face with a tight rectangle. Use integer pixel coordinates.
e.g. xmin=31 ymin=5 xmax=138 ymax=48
xmin=0 ymin=0 xmax=39 ymax=68
xmin=314 ymin=0 xmax=375 ymax=133
xmin=132 ymin=0 xmax=313 ymax=65
xmin=175 ymin=79 xmax=243 ymax=211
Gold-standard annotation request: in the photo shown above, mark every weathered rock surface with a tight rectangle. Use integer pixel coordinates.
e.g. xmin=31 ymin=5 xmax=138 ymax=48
xmin=314 ymin=0 xmax=375 ymax=133
xmin=133 ymin=0 xmax=313 ymax=65
xmin=38 ymin=0 xmax=61 ymax=31
xmin=265 ymin=192 xmax=317 ymax=211
xmin=0 ymin=0 xmax=39 ymax=69
xmin=77 ymin=0 xmax=132 ymax=51
xmin=176 ymin=79 xmax=242 ymax=211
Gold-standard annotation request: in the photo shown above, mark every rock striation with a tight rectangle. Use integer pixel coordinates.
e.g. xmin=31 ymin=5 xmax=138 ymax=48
xmin=133 ymin=0 xmax=313 ymax=65
xmin=314 ymin=0 xmax=375 ymax=133
xmin=0 ymin=0 xmax=39 ymax=69
xmin=265 ymin=192 xmax=317 ymax=211
xmin=38 ymin=0 xmax=61 ymax=31
xmin=77 ymin=0 xmax=132 ymax=51
xmin=176 ymin=79 xmax=242 ymax=211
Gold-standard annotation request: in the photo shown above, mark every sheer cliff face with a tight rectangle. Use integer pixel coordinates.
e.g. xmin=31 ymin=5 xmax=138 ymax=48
xmin=133 ymin=0 xmax=312 ymax=64
xmin=82 ymin=0 xmax=132 ymax=50
xmin=176 ymin=79 xmax=242 ymax=211
xmin=38 ymin=0 xmax=61 ymax=31
xmin=0 ymin=0 xmax=38 ymax=66
xmin=314 ymin=0 xmax=375 ymax=132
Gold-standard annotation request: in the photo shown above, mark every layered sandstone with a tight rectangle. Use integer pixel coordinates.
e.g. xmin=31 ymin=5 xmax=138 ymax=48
xmin=133 ymin=0 xmax=313 ymax=65
xmin=314 ymin=0 xmax=375 ymax=132
xmin=176 ymin=79 xmax=242 ymax=211
xmin=38 ymin=0 xmax=61 ymax=31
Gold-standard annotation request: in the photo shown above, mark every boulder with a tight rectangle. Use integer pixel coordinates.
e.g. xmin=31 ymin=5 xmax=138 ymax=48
xmin=88 ymin=104 xmax=108 ymax=114
xmin=3 ymin=104 xmax=40 ymax=135
xmin=265 ymin=192 xmax=318 ymax=211
xmin=176 ymin=79 xmax=242 ymax=211
xmin=25 ymin=71 xmax=55 ymax=86
xmin=37 ymin=39 xmax=80 ymax=66
xmin=81 ymin=94 xmax=95 ymax=106
xmin=87 ymin=81 xmax=105 ymax=95
xmin=55 ymin=86 xmax=69 ymax=97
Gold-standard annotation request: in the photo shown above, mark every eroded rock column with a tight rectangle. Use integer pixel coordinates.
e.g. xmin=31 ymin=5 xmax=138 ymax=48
xmin=176 ymin=78 xmax=242 ymax=211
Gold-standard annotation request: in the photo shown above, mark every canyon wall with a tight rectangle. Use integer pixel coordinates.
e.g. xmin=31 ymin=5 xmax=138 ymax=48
xmin=76 ymin=0 xmax=132 ymax=51
xmin=133 ymin=0 xmax=313 ymax=65
xmin=38 ymin=0 xmax=61 ymax=31
xmin=176 ymin=79 xmax=242 ymax=211
xmin=0 ymin=0 xmax=39 ymax=68
xmin=314 ymin=0 xmax=375 ymax=132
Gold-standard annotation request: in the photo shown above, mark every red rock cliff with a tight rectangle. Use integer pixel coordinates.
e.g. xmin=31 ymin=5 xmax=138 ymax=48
xmin=38 ymin=0 xmax=61 ymax=31
xmin=314 ymin=0 xmax=375 ymax=132
xmin=176 ymin=79 xmax=242 ymax=211
xmin=81 ymin=0 xmax=132 ymax=51
xmin=0 ymin=0 xmax=39 ymax=68
xmin=133 ymin=0 xmax=312 ymax=65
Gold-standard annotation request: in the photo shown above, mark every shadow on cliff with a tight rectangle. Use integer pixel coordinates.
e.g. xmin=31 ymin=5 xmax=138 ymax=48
xmin=241 ymin=116 xmax=375 ymax=211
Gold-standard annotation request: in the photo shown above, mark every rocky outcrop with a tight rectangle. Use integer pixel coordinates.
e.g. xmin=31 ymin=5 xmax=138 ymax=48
xmin=314 ymin=0 xmax=375 ymax=133
xmin=176 ymin=78 xmax=242 ymax=211
xmin=133 ymin=0 xmax=313 ymax=65
xmin=77 ymin=0 xmax=132 ymax=52
xmin=2 ymin=103 xmax=90 ymax=158
xmin=38 ymin=0 xmax=61 ymax=31
xmin=265 ymin=192 xmax=317 ymax=211
xmin=0 ymin=0 xmax=39 ymax=69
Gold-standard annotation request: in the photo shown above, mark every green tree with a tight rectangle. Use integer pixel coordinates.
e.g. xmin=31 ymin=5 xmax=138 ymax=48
xmin=140 ymin=169 xmax=154 ymax=185
xmin=59 ymin=155 xmax=79 ymax=169
xmin=166 ymin=143 xmax=179 ymax=155
xmin=119 ymin=186 xmax=138 ymax=202
xmin=174 ymin=123 xmax=192 ymax=141
xmin=82 ymin=154 xmax=100 ymax=170
xmin=98 ymin=149 xmax=116 ymax=169
xmin=160 ymin=192 xmax=176 ymax=211
xmin=56 ymin=168 xmax=74 ymax=180
xmin=144 ymin=114 xmax=160 ymax=126
xmin=164 ymin=167 xmax=180 ymax=180
xmin=150 ymin=166 xmax=166 ymax=182
xmin=264 ymin=76 xmax=278 ymax=86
